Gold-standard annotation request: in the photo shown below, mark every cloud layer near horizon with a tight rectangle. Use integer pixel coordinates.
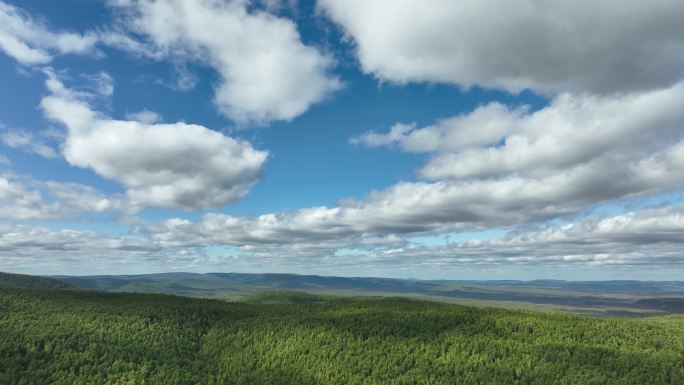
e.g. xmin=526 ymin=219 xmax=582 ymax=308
xmin=2 ymin=205 xmax=684 ymax=276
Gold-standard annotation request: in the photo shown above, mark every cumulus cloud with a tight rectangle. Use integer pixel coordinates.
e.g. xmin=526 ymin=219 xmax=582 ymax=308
xmin=318 ymin=0 xmax=684 ymax=94
xmin=351 ymin=103 xmax=525 ymax=153
xmin=43 ymin=180 xmax=133 ymax=215
xmin=144 ymin=102 xmax=684 ymax=254
xmin=342 ymin=86 xmax=684 ymax=275
xmin=337 ymin=2 xmax=684 ymax=276
xmin=0 ymin=176 xmax=56 ymax=220
xmin=40 ymin=72 xmax=268 ymax=210
xmin=146 ymin=153 xmax=684 ymax=250
xmin=352 ymin=82 xmax=684 ymax=181
xmin=310 ymin=88 xmax=684 ymax=261
xmin=110 ymin=0 xmax=341 ymax=123
xmin=3 ymin=0 xmax=684 ymax=277
xmin=0 ymin=175 xmax=131 ymax=220
xmin=0 ymin=1 xmax=98 ymax=64
xmin=1 ymin=1 xmax=340 ymax=124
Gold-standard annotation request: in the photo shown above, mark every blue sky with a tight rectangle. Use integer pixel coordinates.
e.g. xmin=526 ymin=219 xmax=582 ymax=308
xmin=1 ymin=0 xmax=684 ymax=279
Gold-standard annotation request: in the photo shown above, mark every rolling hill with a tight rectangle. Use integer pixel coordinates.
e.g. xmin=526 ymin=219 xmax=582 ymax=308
xmin=0 ymin=271 xmax=74 ymax=290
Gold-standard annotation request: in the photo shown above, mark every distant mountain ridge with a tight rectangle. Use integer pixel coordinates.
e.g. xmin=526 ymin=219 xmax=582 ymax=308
xmin=54 ymin=272 xmax=684 ymax=294
xmin=50 ymin=272 xmax=684 ymax=316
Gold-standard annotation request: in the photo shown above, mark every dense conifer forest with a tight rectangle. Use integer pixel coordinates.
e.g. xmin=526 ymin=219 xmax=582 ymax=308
xmin=1 ymin=287 xmax=682 ymax=385
xmin=0 ymin=272 xmax=74 ymax=290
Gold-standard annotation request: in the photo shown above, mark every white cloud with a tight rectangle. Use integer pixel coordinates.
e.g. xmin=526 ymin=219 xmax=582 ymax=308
xmin=0 ymin=127 xmax=59 ymax=159
xmin=0 ymin=175 xmax=131 ymax=220
xmin=111 ymin=0 xmax=341 ymax=123
xmin=2 ymin=0 xmax=683 ymax=277
xmin=2 ymin=193 xmax=683 ymax=276
xmin=0 ymin=176 xmax=56 ymax=220
xmin=2 ymin=207 xmax=683 ymax=276
xmin=125 ymin=109 xmax=163 ymax=124
xmin=42 ymin=180 xmax=133 ymax=215
xmin=351 ymin=103 xmax=520 ymax=153
xmin=1 ymin=1 xmax=337 ymax=125
xmin=319 ymin=0 xmax=684 ymax=94
xmin=353 ymin=82 xmax=684 ymax=181
xmin=321 ymin=87 xmax=683 ymax=245
xmin=132 ymin=203 xmax=684 ymax=277
xmin=98 ymin=29 xmax=162 ymax=60
xmin=0 ymin=225 xmax=155 ymax=253
xmin=81 ymin=71 xmax=114 ymax=97
xmin=40 ymin=72 xmax=268 ymax=210
xmin=337 ymin=3 xmax=684 ymax=272
xmin=144 ymin=132 xmax=684 ymax=252
xmin=0 ymin=1 xmax=98 ymax=65
xmin=258 ymin=0 xmax=299 ymax=13
xmin=158 ymin=62 xmax=199 ymax=91
xmin=386 ymin=206 xmax=684 ymax=268
xmin=0 ymin=224 xmax=163 ymax=275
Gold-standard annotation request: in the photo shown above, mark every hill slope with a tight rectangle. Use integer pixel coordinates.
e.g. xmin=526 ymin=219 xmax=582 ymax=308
xmin=0 ymin=271 xmax=74 ymax=290
xmin=1 ymin=287 xmax=682 ymax=384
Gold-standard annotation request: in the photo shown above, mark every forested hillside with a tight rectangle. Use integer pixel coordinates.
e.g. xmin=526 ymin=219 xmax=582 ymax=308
xmin=0 ymin=272 xmax=74 ymax=290
xmin=1 ymin=288 xmax=682 ymax=384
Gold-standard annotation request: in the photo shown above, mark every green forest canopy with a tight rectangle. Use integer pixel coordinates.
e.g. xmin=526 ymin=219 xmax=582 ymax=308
xmin=1 ymin=288 xmax=682 ymax=385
